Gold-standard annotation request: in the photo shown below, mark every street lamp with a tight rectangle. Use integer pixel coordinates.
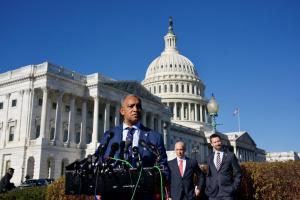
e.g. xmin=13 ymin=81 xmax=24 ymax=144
xmin=207 ymin=93 xmax=219 ymax=133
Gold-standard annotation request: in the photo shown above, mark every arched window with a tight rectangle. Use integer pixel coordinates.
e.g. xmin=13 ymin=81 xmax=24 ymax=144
xmin=170 ymin=84 xmax=173 ymax=92
xmin=159 ymin=85 xmax=161 ymax=93
xmin=164 ymin=85 xmax=167 ymax=93
xmin=176 ymin=84 xmax=179 ymax=92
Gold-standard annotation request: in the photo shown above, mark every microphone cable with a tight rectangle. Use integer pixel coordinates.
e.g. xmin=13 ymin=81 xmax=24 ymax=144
xmin=152 ymin=165 xmax=164 ymax=200
xmin=130 ymin=166 xmax=143 ymax=200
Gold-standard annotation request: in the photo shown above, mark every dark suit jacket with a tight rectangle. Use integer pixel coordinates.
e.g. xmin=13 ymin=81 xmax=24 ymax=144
xmin=97 ymin=124 xmax=170 ymax=178
xmin=205 ymin=149 xmax=241 ymax=198
xmin=168 ymin=157 xmax=205 ymax=200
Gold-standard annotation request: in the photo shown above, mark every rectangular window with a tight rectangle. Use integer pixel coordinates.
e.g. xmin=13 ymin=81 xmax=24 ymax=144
xmin=77 ymin=108 xmax=82 ymax=115
xmin=52 ymin=102 xmax=57 ymax=110
xmin=12 ymin=99 xmax=17 ymax=107
xmin=63 ymin=130 xmax=68 ymax=142
xmin=9 ymin=126 xmax=15 ymax=141
xmin=0 ymin=102 xmax=3 ymax=109
xmin=50 ymin=127 xmax=55 ymax=140
xmin=38 ymin=98 xmax=43 ymax=106
xmin=36 ymin=125 xmax=40 ymax=138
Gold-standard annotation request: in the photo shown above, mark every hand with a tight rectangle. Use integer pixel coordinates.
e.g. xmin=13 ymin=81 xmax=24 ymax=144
xmin=168 ymin=198 xmax=172 ymax=200
xmin=195 ymin=187 xmax=201 ymax=197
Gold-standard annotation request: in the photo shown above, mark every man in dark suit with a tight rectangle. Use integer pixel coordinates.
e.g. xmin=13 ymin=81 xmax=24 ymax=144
xmin=205 ymin=134 xmax=241 ymax=200
xmin=168 ymin=141 xmax=205 ymax=200
xmin=97 ymin=94 xmax=169 ymax=199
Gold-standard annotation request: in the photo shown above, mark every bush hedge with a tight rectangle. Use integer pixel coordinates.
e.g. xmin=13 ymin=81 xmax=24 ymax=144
xmin=237 ymin=161 xmax=300 ymax=200
xmin=0 ymin=186 xmax=47 ymax=200
xmin=1 ymin=161 xmax=299 ymax=199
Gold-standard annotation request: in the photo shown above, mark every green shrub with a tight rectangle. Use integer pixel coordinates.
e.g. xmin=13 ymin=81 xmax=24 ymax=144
xmin=0 ymin=186 xmax=47 ymax=200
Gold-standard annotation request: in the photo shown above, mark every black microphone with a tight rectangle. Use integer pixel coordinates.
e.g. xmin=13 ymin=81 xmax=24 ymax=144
xmin=119 ymin=141 xmax=125 ymax=160
xmin=80 ymin=154 xmax=94 ymax=171
xmin=109 ymin=143 xmax=120 ymax=158
xmin=96 ymin=131 xmax=114 ymax=157
xmin=124 ymin=140 xmax=132 ymax=160
xmin=139 ymin=140 xmax=158 ymax=156
xmin=132 ymin=146 xmax=141 ymax=169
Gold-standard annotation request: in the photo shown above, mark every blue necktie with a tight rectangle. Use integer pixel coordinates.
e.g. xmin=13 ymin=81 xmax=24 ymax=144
xmin=126 ymin=127 xmax=135 ymax=166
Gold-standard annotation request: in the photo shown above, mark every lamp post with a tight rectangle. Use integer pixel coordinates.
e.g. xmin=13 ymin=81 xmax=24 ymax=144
xmin=207 ymin=93 xmax=219 ymax=133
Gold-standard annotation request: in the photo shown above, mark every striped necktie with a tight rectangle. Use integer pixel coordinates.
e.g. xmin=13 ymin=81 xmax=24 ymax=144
xmin=216 ymin=152 xmax=221 ymax=170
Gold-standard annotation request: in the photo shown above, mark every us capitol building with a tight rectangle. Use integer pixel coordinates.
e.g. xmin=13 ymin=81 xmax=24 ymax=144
xmin=0 ymin=18 xmax=265 ymax=184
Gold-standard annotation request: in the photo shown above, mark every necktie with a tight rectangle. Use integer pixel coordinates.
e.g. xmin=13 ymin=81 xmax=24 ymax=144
xmin=179 ymin=159 xmax=183 ymax=177
xmin=216 ymin=152 xmax=221 ymax=170
xmin=126 ymin=127 xmax=135 ymax=165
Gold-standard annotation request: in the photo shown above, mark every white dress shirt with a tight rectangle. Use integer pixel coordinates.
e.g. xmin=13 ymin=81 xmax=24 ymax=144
xmin=122 ymin=122 xmax=141 ymax=147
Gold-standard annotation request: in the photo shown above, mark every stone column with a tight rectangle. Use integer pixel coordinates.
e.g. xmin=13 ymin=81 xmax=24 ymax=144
xmin=200 ymin=105 xmax=203 ymax=122
xmin=79 ymin=98 xmax=87 ymax=147
xmin=174 ymin=102 xmax=177 ymax=120
xmin=157 ymin=117 xmax=162 ymax=133
xmin=150 ymin=113 xmax=154 ymax=130
xmin=16 ymin=90 xmax=24 ymax=141
xmin=114 ymin=104 xmax=120 ymax=126
xmin=53 ymin=91 xmax=63 ymax=145
xmin=39 ymin=87 xmax=48 ymax=140
xmin=163 ymin=122 xmax=169 ymax=149
xmin=195 ymin=104 xmax=199 ymax=121
xmin=68 ymin=95 xmax=76 ymax=146
xmin=142 ymin=111 xmax=147 ymax=126
xmin=203 ymin=106 xmax=207 ymax=123
xmin=188 ymin=103 xmax=191 ymax=120
xmin=181 ymin=102 xmax=184 ymax=120
xmin=104 ymin=102 xmax=110 ymax=132
xmin=92 ymin=96 xmax=99 ymax=145
xmin=20 ymin=89 xmax=31 ymax=142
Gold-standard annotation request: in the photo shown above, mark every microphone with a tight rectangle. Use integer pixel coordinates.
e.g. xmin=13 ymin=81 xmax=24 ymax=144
xmin=132 ymin=146 xmax=141 ymax=169
xmin=119 ymin=141 xmax=125 ymax=159
xmin=139 ymin=140 xmax=158 ymax=156
xmin=109 ymin=143 xmax=120 ymax=158
xmin=96 ymin=131 xmax=114 ymax=157
xmin=124 ymin=140 xmax=132 ymax=160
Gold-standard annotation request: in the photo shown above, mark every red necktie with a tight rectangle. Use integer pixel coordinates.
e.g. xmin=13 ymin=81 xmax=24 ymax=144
xmin=179 ymin=159 xmax=183 ymax=177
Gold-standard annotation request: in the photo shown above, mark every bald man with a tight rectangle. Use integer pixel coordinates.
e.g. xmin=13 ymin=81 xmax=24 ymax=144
xmin=168 ymin=141 xmax=205 ymax=200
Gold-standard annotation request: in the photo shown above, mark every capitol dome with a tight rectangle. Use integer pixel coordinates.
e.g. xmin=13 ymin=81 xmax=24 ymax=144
xmin=142 ymin=17 xmax=209 ymax=130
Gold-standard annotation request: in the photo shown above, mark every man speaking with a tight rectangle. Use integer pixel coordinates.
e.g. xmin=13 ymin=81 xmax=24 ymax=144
xmin=96 ymin=94 xmax=170 ymax=199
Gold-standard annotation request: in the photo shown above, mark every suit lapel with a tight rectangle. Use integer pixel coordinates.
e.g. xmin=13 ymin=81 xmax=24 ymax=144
xmin=172 ymin=159 xmax=182 ymax=178
xmin=138 ymin=124 xmax=150 ymax=157
xmin=182 ymin=158 xmax=189 ymax=178
xmin=218 ymin=152 xmax=228 ymax=171
xmin=210 ymin=153 xmax=218 ymax=172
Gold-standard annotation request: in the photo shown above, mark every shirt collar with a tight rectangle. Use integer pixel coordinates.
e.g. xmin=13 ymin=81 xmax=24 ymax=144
xmin=123 ymin=121 xmax=141 ymax=130
xmin=177 ymin=156 xmax=186 ymax=162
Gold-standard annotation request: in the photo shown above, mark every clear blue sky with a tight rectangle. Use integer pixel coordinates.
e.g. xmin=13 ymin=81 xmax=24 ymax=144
xmin=0 ymin=0 xmax=299 ymax=152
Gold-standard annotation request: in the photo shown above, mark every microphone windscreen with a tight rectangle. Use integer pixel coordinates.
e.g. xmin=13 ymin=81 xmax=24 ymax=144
xmin=111 ymin=142 xmax=120 ymax=151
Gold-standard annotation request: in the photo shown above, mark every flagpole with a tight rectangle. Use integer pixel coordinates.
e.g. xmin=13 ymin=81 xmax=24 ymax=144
xmin=237 ymin=109 xmax=241 ymax=133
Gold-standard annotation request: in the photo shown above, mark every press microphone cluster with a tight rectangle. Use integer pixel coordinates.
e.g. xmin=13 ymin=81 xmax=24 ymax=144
xmin=139 ymin=139 xmax=161 ymax=164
